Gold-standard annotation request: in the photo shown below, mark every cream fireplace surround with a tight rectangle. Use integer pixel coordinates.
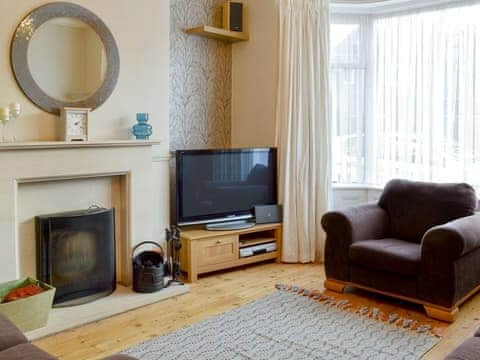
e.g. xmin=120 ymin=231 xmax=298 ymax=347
xmin=0 ymin=140 xmax=166 ymax=286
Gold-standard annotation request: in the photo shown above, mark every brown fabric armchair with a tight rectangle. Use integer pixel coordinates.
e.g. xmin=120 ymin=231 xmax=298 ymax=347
xmin=322 ymin=179 xmax=480 ymax=322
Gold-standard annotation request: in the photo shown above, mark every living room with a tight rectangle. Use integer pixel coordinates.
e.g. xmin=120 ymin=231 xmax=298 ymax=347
xmin=0 ymin=0 xmax=479 ymax=359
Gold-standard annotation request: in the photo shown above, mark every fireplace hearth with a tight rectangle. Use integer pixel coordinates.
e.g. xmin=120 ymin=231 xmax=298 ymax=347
xmin=35 ymin=207 xmax=116 ymax=307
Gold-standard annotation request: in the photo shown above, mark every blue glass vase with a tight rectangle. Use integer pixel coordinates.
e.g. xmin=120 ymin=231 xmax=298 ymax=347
xmin=133 ymin=113 xmax=152 ymax=140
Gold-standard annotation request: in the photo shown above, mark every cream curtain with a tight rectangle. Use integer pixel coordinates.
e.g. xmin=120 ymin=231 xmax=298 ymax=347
xmin=372 ymin=3 xmax=480 ymax=187
xmin=276 ymin=0 xmax=331 ymax=263
xmin=331 ymin=2 xmax=480 ymax=188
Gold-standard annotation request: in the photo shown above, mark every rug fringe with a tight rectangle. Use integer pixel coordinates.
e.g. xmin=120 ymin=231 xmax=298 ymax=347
xmin=275 ymin=284 xmax=444 ymax=338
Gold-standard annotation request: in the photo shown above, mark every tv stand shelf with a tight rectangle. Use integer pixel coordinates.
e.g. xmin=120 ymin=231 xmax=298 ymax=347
xmin=179 ymin=223 xmax=282 ymax=282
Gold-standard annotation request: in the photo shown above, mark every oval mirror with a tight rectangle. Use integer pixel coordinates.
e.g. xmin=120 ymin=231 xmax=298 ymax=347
xmin=11 ymin=3 xmax=120 ymax=114
xmin=28 ymin=17 xmax=107 ymax=102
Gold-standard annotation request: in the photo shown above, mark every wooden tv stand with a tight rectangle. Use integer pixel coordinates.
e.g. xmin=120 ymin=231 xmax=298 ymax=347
xmin=179 ymin=223 xmax=282 ymax=282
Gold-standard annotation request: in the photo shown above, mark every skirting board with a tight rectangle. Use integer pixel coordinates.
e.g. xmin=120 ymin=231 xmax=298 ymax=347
xmin=26 ymin=284 xmax=189 ymax=341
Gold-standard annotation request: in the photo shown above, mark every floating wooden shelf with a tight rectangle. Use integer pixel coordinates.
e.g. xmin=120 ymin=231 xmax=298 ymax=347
xmin=185 ymin=25 xmax=249 ymax=43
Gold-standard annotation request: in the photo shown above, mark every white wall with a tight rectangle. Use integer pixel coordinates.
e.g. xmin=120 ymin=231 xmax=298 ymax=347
xmin=332 ymin=186 xmax=383 ymax=209
xmin=0 ymin=0 xmax=171 ymax=240
xmin=0 ymin=0 xmax=169 ymax=146
xmin=231 ymin=3 xmax=385 ymax=211
xmin=232 ymin=0 xmax=278 ymax=148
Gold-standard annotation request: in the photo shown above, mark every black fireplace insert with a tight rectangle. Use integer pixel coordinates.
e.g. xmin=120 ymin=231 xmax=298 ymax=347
xmin=35 ymin=207 xmax=116 ymax=307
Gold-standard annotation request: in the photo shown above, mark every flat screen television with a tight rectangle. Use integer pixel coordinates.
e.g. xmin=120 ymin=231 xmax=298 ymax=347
xmin=176 ymin=148 xmax=277 ymax=230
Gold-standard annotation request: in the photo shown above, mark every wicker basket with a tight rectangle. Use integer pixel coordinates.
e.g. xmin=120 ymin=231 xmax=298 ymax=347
xmin=0 ymin=277 xmax=56 ymax=332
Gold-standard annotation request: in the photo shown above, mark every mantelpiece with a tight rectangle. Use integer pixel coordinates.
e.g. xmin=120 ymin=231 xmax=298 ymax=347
xmin=0 ymin=140 xmax=163 ymax=286
xmin=0 ymin=140 xmax=188 ymax=340
xmin=0 ymin=139 xmax=160 ymax=151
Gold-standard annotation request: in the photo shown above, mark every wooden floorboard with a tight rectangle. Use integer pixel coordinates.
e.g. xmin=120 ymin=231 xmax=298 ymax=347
xmin=33 ymin=262 xmax=480 ymax=359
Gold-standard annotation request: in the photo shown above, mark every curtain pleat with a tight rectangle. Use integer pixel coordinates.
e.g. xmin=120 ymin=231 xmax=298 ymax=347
xmin=373 ymin=4 xmax=480 ymax=186
xmin=276 ymin=0 xmax=331 ymax=263
xmin=331 ymin=2 xmax=480 ymax=188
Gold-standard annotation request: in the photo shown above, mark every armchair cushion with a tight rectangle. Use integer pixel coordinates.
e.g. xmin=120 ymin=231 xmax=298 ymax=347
xmin=349 ymin=239 xmax=421 ymax=276
xmin=378 ymin=179 xmax=477 ymax=243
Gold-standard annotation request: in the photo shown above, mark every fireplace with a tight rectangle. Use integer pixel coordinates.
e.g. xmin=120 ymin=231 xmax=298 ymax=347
xmin=35 ymin=207 xmax=116 ymax=307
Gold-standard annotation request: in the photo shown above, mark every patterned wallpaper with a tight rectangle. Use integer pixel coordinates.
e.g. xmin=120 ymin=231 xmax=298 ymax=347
xmin=169 ymin=0 xmax=232 ymax=151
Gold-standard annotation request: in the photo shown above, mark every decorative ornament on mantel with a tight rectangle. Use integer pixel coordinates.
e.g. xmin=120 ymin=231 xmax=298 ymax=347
xmin=132 ymin=113 xmax=153 ymax=140
xmin=0 ymin=106 xmax=10 ymax=142
xmin=0 ymin=103 xmax=20 ymax=143
xmin=8 ymin=102 xmax=21 ymax=142
xmin=60 ymin=107 xmax=90 ymax=142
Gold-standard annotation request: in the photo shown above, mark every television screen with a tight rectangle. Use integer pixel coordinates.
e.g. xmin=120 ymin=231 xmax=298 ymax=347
xmin=176 ymin=148 xmax=277 ymax=225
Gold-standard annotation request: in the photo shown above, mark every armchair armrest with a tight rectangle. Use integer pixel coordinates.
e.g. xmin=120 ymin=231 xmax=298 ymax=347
xmin=322 ymin=204 xmax=389 ymax=244
xmin=322 ymin=204 xmax=389 ymax=281
xmin=421 ymin=214 xmax=480 ymax=263
xmin=419 ymin=214 xmax=480 ymax=308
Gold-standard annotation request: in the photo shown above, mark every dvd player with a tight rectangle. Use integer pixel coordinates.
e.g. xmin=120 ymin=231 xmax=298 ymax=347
xmin=239 ymin=242 xmax=277 ymax=258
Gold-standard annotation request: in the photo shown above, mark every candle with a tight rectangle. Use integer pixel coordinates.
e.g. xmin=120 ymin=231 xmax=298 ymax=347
xmin=0 ymin=107 xmax=10 ymax=122
xmin=9 ymin=103 xmax=21 ymax=118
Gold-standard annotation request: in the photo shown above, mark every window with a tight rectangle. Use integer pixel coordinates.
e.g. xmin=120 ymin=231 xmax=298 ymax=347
xmin=330 ymin=2 xmax=480 ymax=188
xmin=330 ymin=16 xmax=369 ymax=184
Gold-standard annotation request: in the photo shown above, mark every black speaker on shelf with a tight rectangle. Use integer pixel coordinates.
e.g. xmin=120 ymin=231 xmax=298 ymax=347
xmin=223 ymin=1 xmax=243 ymax=32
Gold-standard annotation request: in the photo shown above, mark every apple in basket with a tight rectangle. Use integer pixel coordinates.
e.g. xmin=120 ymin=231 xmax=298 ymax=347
xmin=2 ymin=284 xmax=44 ymax=303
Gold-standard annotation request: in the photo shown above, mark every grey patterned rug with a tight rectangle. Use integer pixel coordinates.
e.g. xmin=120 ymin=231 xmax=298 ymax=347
xmin=123 ymin=290 xmax=439 ymax=360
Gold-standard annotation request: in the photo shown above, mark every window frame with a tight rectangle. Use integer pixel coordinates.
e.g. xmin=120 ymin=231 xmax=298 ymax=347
xmin=330 ymin=1 xmax=480 ymax=187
